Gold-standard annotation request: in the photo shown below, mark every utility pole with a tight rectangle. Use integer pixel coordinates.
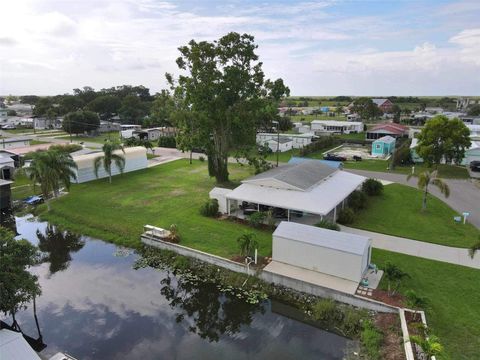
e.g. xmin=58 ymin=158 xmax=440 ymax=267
xmin=272 ymin=120 xmax=280 ymax=167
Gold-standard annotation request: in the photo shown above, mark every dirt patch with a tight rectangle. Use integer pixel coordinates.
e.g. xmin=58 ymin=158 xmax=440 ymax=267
xmin=230 ymin=255 xmax=271 ymax=269
xmin=375 ymin=313 xmax=405 ymax=360
xmin=370 ymin=288 xmax=405 ymax=308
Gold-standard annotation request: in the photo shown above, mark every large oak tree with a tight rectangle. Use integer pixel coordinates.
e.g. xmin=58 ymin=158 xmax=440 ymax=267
xmin=169 ymin=32 xmax=289 ymax=183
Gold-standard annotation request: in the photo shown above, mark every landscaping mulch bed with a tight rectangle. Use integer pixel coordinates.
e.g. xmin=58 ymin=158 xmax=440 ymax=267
xmin=375 ymin=313 xmax=405 ymax=360
xmin=370 ymin=288 xmax=405 ymax=308
xmin=230 ymin=255 xmax=271 ymax=269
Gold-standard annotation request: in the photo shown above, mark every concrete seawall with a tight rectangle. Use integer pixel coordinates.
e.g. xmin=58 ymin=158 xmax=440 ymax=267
xmin=141 ymin=235 xmax=397 ymax=313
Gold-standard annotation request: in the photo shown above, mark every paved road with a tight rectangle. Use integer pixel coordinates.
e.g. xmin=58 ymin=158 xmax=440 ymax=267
xmin=346 ymin=169 xmax=480 ymax=229
xmin=341 ymin=225 xmax=480 ymax=269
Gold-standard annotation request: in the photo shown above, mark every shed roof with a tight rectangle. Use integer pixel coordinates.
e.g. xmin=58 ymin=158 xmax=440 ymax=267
xmin=228 ymin=170 xmax=365 ymax=215
xmin=372 ymin=98 xmax=390 ymax=106
xmin=0 ymin=329 xmax=41 ymax=360
xmin=374 ymin=135 xmax=396 ymax=144
xmin=242 ymin=160 xmax=337 ymax=191
xmin=273 ymin=221 xmax=371 ymax=256
xmin=72 ymin=146 xmax=146 ymax=169
xmin=288 ymin=157 xmax=343 ymax=169
xmin=0 ymin=179 xmax=13 ymax=186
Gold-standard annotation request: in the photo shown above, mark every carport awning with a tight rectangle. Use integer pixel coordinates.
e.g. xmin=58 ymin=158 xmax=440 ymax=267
xmin=227 ymin=171 xmax=365 ymax=216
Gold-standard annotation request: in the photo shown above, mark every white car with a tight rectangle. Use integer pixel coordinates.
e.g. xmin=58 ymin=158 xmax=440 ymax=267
xmin=1 ymin=124 xmax=16 ymax=130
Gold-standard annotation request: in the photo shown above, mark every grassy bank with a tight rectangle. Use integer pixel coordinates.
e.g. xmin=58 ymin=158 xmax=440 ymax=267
xmin=352 ymin=184 xmax=479 ymax=248
xmin=41 ymin=160 xmax=272 ymax=256
xmin=373 ymin=249 xmax=480 ymax=360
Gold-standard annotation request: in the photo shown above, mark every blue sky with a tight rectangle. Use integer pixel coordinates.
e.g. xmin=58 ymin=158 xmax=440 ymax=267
xmin=1 ymin=0 xmax=479 ymax=95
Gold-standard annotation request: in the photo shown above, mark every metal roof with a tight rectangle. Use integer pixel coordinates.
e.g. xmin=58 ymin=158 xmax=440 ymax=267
xmin=273 ymin=221 xmax=371 ymax=256
xmin=242 ymin=160 xmax=337 ymax=191
xmin=288 ymin=157 xmax=343 ymax=169
xmin=228 ymin=170 xmax=365 ymax=216
xmin=374 ymin=135 xmax=396 ymax=144
xmin=0 ymin=329 xmax=41 ymax=360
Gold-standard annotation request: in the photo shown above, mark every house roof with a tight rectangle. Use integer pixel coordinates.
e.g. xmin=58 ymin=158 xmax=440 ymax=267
xmin=288 ymin=157 xmax=343 ymax=169
xmin=374 ymin=135 xmax=396 ymax=144
xmin=0 ymin=329 xmax=40 ymax=360
xmin=369 ymin=123 xmax=408 ymax=135
xmin=269 ymin=137 xmax=292 ymax=144
xmin=72 ymin=146 xmax=146 ymax=169
xmin=227 ymin=170 xmax=365 ymax=216
xmin=0 ymin=137 xmax=30 ymax=144
xmin=242 ymin=160 xmax=337 ymax=191
xmin=372 ymin=98 xmax=391 ymax=106
xmin=273 ymin=221 xmax=371 ymax=256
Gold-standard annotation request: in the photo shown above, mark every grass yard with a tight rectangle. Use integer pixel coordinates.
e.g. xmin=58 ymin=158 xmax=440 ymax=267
xmin=373 ymin=249 xmax=480 ymax=360
xmin=344 ymin=160 xmax=470 ymax=179
xmin=290 ymin=114 xmax=346 ymax=123
xmin=30 ymin=139 xmax=50 ymax=145
xmin=352 ymin=184 xmax=479 ymax=248
xmin=11 ymin=172 xmax=39 ymax=200
xmin=41 ymin=160 xmax=273 ymax=257
xmin=56 ymin=131 xmax=120 ymax=144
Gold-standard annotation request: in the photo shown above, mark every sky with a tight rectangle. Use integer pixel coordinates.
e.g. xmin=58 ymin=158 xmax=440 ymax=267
xmin=1 ymin=0 xmax=479 ymax=96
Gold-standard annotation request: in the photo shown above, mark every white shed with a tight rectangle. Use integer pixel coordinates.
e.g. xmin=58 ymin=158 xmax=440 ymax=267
xmin=72 ymin=146 xmax=148 ymax=183
xmin=209 ymin=187 xmax=232 ymax=214
xmin=272 ymin=222 xmax=372 ymax=283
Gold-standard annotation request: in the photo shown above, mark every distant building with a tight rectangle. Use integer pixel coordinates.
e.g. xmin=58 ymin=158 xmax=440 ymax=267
xmin=132 ymin=127 xmax=177 ymax=141
xmin=311 ymin=120 xmax=363 ymax=134
xmin=256 ymin=132 xmax=317 ymax=149
xmin=371 ymin=136 xmax=396 ymax=158
xmin=34 ymin=116 xmax=63 ymax=130
xmin=372 ymin=98 xmax=394 ymax=113
xmin=0 ymin=180 xmax=12 ymax=211
xmin=457 ymin=97 xmax=480 ymax=111
xmin=264 ymin=137 xmax=293 ymax=153
xmin=366 ymin=123 xmax=408 ymax=140
xmin=97 ymin=121 xmax=121 ymax=133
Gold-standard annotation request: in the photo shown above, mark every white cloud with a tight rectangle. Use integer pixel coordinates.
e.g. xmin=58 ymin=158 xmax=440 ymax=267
xmin=0 ymin=0 xmax=479 ymax=95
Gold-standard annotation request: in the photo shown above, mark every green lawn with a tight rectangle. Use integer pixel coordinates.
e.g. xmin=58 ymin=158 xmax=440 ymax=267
xmin=373 ymin=249 xmax=480 ymax=360
xmin=41 ymin=160 xmax=273 ymax=256
xmin=11 ymin=172 xmax=38 ymax=200
xmin=56 ymin=131 xmax=120 ymax=144
xmin=30 ymin=140 xmax=50 ymax=145
xmin=344 ymin=160 xmax=470 ymax=179
xmin=352 ymin=184 xmax=479 ymax=248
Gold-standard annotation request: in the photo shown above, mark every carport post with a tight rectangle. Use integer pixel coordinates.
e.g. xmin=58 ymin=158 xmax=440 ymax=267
xmin=227 ymin=199 xmax=230 ymax=216
xmin=334 ymin=206 xmax=337 ymax=221
xmin=287 ymin=209 xmax=290 ymax=221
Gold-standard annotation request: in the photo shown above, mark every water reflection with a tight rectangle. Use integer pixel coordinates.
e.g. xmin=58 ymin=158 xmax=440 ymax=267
xmin=36 ymin=225 xmax=85 ymax=275
xmin=3 ymin=215 xmax=357 ymax=360
xmin=161 ymin=272 xmax=265 ymax=342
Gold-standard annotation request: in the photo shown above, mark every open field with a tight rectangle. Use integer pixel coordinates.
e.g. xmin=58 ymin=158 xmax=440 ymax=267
xmin=373 ymin=249 xmax=480 ymax=360
xmin=41 ymin=160 xmax=273 ymax=255
xmin=56 ymin=131 xmax=120 ymax=144
xmin=344 ymin=160 xmax=470 ymax=179
xmin=36 ymin=159 xmax=480 ymax=359
xmin=352 ymin=184 xmax=479 ymax=248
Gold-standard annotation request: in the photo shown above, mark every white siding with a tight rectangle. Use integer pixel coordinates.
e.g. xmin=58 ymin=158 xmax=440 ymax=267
xmin=273 ymin=234 xmax=365 ymax=282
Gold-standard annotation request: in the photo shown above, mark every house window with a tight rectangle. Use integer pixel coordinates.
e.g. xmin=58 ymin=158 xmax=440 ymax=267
xmin=376 ymin=144 xmax=381 ymax=150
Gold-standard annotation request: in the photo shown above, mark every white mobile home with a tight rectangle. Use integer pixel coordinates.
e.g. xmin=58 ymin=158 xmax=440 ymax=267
xmin=256 ymin=132 xmax=317 ymax=149
xmin=311 ymin=120 xmax=363 ymax=134
xmin=272 ymin=221 xmax=372 ymax=283
xmin=72 ymin=146 xmax=148 ymax=183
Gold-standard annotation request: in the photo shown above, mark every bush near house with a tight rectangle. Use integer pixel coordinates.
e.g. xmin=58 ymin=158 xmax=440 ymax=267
xmin=248 ymin=211 xmax=267 ymax=228
xmin=348 ymin=190 xmax=368 ymax=211
xmin=314 ymin=219 xmax=340 ymax=231
xmin=158 ymin=136 xmax=176 ymax=148
xmin=362 ymin=178 xmax=384 ymax=196
xmin=337 ymin=207 xmax=355 ymax=225
xmin=200 ymin=198 xmax=219 ymax=217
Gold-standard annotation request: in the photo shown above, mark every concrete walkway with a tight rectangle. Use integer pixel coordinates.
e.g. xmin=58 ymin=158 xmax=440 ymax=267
xmin=340 ymin=225 xmax=480 ymax=269
xmin=345 ymin=169 xmax=480 ymax=229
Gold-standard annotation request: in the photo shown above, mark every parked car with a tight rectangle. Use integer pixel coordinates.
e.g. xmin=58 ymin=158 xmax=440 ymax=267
xmin=323 ymin=153 xmax=347 ymax=162
xmin=470 ymin=161 xmax=480 ymax=172
xmin=23 ymin=195 xmax=44 ymax=205
xmin=1 ymin=124 xmax=16 ymax=130
xmin=353 ymin=155 xmax=362 ymax=162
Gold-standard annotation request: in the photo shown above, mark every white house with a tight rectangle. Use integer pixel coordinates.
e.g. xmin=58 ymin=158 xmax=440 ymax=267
xmin=120 ymin=124 xmax=142 ymax=139
xmin=219 ymin=160 xmax=365 ymax=223
xmin=34 ymin=117 xmax=62 ymax=130
xmin=272 ymin=221 xmax=372 ymax=284
xmin=311 ymin=120 xmax=363 ymax=134
xmin=256 ymin=132 xmax=317 ymax=149
xmin=265 ymin=137 xmax=293 ymax=152
xmin=0 ymin=137 xmax=30 ymax=150
xmin=71 ymin=146 xmax=148 ymax=183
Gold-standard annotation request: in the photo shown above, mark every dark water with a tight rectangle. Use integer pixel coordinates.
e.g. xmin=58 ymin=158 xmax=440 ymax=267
xmin=2 ymin=215 xmax=357 ymax=360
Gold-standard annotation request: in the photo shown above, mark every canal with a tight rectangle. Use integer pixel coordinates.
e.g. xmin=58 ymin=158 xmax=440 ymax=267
xmin=2 ymin=214 xmax=358 ymax=359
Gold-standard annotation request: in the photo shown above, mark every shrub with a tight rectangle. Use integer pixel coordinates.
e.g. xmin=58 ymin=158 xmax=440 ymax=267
xmin=348 ymin=190 xmax=368 ymax=211
xmin=315 ymin=219 xmax=340 ymax=231
xmin=200 ymin=199 xmax=219 ymax=217
xmin=337 ymin=207 xmax=355 ymax=225
xmin=342 ymin=307 xmax=367 ymax=337
xmin=311 ymin=299 xmax=341 ymax=322
xmin=158 ymin=136 xmax=176 ymax=148
xmin=362 ymin=178 xmax=384 ymax=196
xmin=198 ymin=156 xmax=205 ymax=162
xmin=49 ymin=144 xmax=83 ymax=153
xmin=236 ymin=232 xmax=258 ymax=257
xmin=168 ymin=224 xmax=180 ymax=243
xmin=361 ymin=320 xmax=383 ymax=360
xmin=248 ymin=211 xmax=267 ymax=228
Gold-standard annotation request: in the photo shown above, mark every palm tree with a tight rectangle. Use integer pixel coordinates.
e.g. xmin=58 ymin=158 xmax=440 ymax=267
xmin=236 ymin=232 xmax=258 ymax=258
xmin=94 ymin=140 xmax=126 ymax=184
xmin=409 ymin=334 xmax=443 ymax=358
xmin=26 ymin=150 xmax=78 ymax=211
xmin=383 ymin=261 xmax=410 ymax=296
xmin=407 ymin=170 xmax=450 ymax=211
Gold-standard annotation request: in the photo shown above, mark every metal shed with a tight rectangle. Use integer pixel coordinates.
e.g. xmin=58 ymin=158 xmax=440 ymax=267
xmin=272 ymin=222 xmax=372 ymax=283
xmin=209 ymin=187 xmax=232 ymax=214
